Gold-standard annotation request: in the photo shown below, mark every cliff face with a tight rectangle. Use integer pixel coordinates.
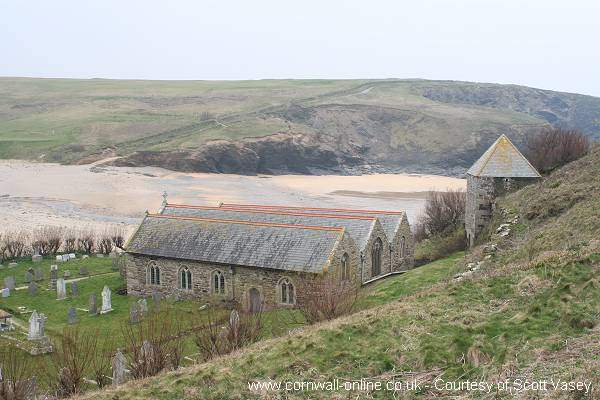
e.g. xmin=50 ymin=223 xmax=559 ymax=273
xmin=1 ymin=78 xmax=599 ymax=175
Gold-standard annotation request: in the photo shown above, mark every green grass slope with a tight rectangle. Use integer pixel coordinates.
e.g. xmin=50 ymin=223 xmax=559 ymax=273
xmin=80 ymin=148 xmax=599 ymax=399
xmin=2 ymin=78 xmax=599 ymax=173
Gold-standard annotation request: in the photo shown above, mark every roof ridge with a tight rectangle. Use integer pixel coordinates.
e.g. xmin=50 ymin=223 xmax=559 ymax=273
xmin=166 ymin=203 xmax=377 ymax=220
xmin=473 ymin=135 xmax=504 ymax=176
xmin=147 ymin=213 xmax=345 ymax=232
xmin=219 ymin=203 xmax=406 ymax=215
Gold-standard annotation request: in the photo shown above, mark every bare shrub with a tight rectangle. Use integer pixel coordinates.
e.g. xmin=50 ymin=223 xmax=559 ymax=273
xmin=526 ymin=127 xmax=590 ymax=173
xmin=63 ymin=230 xmax=78 ymax=254
xmin=32 ymin=226 xmax=63 ymax=255
xmin=89 ymin=335 xmax=114 ymax=389
xmin=98 ymin=236 xmax=114 ymax=255
xmin=42 ymin=327 xmax=98 ymax=397
xmin=1 ymin=231 xmax=28 ymax=260
xmin=0 ymin=346 xmax=36 ymax=400
xmin=77 ymin=231 xmax=95 ymax=254
xmin=297 ymin=276 xmax=360 ymax=324
xmin=419 ymin=189 xmax=466 ymax=237
xmin=413 ymin=221 xmax=427 ymax=243
xmin=121 ymin=310 xmax=185 ymax=379
xmin=193 ymin=304 xmax=263 ymax=361
xmin=110 ymin=227 xmax=126 ymax=250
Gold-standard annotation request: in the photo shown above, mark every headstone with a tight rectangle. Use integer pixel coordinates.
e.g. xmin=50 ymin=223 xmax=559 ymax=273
xmin=28 ymin=311 xmax=47 ymax=340
xmin=141 ymin=341 xmax=154 ymax=361
xmin=28 ymin=282 xmax=38 ymax=296
xmin=71 ymin=281 xmax=78 ymax=297
xmin=82 ymin=255 xmax=89 ymax=259
xmin=24 ymin=271 xmax=33 ymax=283
xmin=63 ymin=270 xmax=71 ymax=278
xmin=89 ymin=294 xmax=97 ymax=315
xmin=56 ymin=278 xmax=67 ymax=300
xmin=112 ymin=350 xmax=128 ymax=386
xmin=34 ymin=268 xmax=44 ymax=281
xmin=68 ymin=253 xmax=76 ymax=259
xmin=8 ymin=262 xmax=18 ymax=268
xmin=50 ymin=264 xmax=58 ymax=271
xmin=96 ymin=253 xmax=105 ymax=258
xmin=152 ymin=291 xmax=161 ymax=312
xmin=79 ymin=266 xmax=88 ymax=276
xmin=1 ymin=288 xmax=9 ymax=298
xmin=56 ymin=255 xmax=63 ymax=262
xmin=49 ymin=268 xmax=58 ymax=290
xmin=229 ymin=310 xmax=240 ymax=329
xmin=109 ymin=251 xmax=117 ymax=259
xmin=4 ymin=276 xmax=15 ymax=291
xmin=129 ymin=305 xmax=139 ymax=324
xmin=67 ymin=307 xmax=77 ymax=325
xmin=61 ymin=254 xmax=70 ymax=262
xmin=101 ymin=286 xmax=112 ymax=314
xmin=137 ymin=299 xmax=148 ymax=315
xmin=32 ymin=254 xmax=43 ymax=263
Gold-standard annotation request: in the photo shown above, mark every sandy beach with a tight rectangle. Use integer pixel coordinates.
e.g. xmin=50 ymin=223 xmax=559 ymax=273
xmin=0 ymin=160 xmax=465 ymax=235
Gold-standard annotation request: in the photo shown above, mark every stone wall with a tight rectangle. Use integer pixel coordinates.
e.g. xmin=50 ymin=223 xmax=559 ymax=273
xmin=391 ymin=214 xmax=414 ymax=272
xmin=466 ymin=175 xmax=539 ymax=246
xmin=126 ymin=231 xmax=359 ymax=309
xmin=359 ymin=221 xmax=391 ymax=283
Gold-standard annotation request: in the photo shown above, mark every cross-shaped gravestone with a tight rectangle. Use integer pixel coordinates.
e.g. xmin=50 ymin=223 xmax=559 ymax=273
xmin=89 ymin=294 xmax=97 ymax=315
xmin=28 ymin=282 xmax=38 ymax=296
xmin=71 ymin=281 xmax=78 ymax=297
xmin=67 ymin=307 xmax=77 ymax=325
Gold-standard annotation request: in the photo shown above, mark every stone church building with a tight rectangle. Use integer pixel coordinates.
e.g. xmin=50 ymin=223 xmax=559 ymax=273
xmin=125 ymin=202 xmax=414 ymax=310
xmin=465 ymin=134 xmax=541 ymax=247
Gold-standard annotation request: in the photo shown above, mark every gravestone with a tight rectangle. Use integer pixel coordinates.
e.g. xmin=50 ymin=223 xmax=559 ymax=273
xmin=61 ymin=254 xmax=70 ymax=262
xmin=4 ymin=276 xmax=15 ymax=291
xmin=229 ymin=310 xmax=240 ymax=330
xmin=28 ymin=310 xmax=47 ymax=340
xmin=96 ymin=253 xmax=105 ymax=258
xmin=112 ymin=350 xmax=129 ymax=386
xmin=56 ymin=278 xmax=67 ymax=300
xmin=24 ymin=271 xmax=33 ymax=284
xmin=28 ymin=282 xmax=38 ymax=296
xmin=100 ymin=286 xmax=112 ymax=314
xmin=71 ymin=281 xmax=78 ymax=297
xmin=34 ymin=267 xmax=44 ymax=281
xmin=1 ymin=288 xmax=9 ymax=298
xmin=109 ymin=251 xmax=118 ymax=259
xmin=68 ymin=253 xmax=76 ymax=259
xmin=8 ymin=262 xmax=18 ymax=268
xmin=79 ymin=266 xmax=88 ymax=276
xmin=152 ymin=291 xmax=161 ymax=312
xmin=50 ymin=264 xmax=58 ymax=271
xmin=49 ymin=269 xmax=58 ymax=290
xmin=137 ymin=299 xmax=148 ymax=315
xmin=89 ymin=294 xmax=97 ymax=315
xmin=63 ymin=270 xmax=71 ymax=278
xmin=56 ymin=255 xmax=63 ymax=262
xmin=82 ymin=255 xmax=89 ymax=259
xmin=130 ymin=305 xmax=139 ymax=324
xmin=67 ymin=308 xmax=77 ymax=325
xmin=32 ymin=254 xmax=43 ymax=263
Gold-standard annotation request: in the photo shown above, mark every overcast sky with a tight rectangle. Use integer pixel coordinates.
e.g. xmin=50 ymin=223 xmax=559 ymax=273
xmin=2 ymin=0 xmax=599 ymax=96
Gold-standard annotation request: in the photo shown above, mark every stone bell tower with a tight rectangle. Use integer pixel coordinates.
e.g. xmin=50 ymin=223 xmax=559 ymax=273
xmin=465 ymin=134 xmax=541 ymax=247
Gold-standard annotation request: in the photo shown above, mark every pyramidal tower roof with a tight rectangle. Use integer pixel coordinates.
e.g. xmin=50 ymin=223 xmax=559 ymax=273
xmin=467 ymin=134 xmax=541 ymax=178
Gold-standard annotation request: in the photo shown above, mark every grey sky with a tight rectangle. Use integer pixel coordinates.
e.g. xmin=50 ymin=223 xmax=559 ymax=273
xmin=2 ymin=0 xmax=599 ymax=96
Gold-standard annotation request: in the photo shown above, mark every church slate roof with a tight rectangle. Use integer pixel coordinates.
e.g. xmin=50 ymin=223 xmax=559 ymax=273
xmin=126 ymin=214 xmax=344 ymax=273
xmin=162 ymin=205 xmax=379 ymax=251
xmin=467 ymin=134 xmax=541 ymax=178
xmin=218 ymin=204 xmax=406 ymax=241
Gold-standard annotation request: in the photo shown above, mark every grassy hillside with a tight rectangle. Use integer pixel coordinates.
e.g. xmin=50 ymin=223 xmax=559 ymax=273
xmin=79 ymin=148 xmax=599 ymax=399
xmin=1 ymin=77 xmax=599 ymax=174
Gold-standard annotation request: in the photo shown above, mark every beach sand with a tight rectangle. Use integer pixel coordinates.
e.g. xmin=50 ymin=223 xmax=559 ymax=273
xmin=0 ymin=161 xmax=465 ymax=234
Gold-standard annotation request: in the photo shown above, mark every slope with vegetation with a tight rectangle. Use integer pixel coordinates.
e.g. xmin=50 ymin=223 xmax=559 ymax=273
xmin=77 ymin=146 xmax=599 ymax=399
xmin=1 ymin=78 xmax=599 ymax=174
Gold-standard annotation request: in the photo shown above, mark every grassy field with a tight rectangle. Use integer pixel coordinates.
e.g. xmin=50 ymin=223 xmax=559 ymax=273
xmin=2 ymin=77 xmax=598 ymax=172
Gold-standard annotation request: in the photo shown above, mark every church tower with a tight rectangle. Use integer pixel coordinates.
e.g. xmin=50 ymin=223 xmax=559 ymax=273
xmin=465 ymin=134 xmax=541 ymax=247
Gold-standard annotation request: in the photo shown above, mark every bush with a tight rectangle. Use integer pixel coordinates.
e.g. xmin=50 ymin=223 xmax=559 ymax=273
xmin=414 ymin=226 xmax=466 ymax=265
xmin=419 ymin=189 xmax=466 ymax=238
xmin=297 ymin=276 xmax=360 ymax=324
xmin=526 ymin=127 xmax=590 ymax=173
xmin=0 ymin=346 xmax=36 ymax=400
xmin=77 ymin=231 xmax=95 ymax=254
xmin=1 ymin=231 xmax=28 ymax=260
